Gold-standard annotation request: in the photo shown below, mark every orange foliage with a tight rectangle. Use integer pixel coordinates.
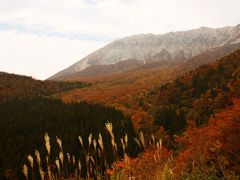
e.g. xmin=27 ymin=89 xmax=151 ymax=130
xmin=173 ymin=98 xmax=240 ymax=176
xmin=57 ymin=66 xmax=177 ymax=129
xmin=110 ymin=146 xmax=171 ymax=179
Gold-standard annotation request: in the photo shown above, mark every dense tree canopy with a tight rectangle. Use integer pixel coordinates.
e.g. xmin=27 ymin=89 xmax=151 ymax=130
xmin=0 ymin=97 xmax=138 ymax=178
xmin=0 ymin=72 xmax=89 ymax=100
xmin=148 ymin=50 xmax=240 ymax=136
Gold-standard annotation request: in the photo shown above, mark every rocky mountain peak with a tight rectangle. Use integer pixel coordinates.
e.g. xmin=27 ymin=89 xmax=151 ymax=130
xmin=49 ymin=24 xmax=240 ymax=80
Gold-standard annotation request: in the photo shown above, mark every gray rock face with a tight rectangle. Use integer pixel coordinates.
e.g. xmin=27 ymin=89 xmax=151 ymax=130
xmin=49 ymin=24 xmax=240 ymax=80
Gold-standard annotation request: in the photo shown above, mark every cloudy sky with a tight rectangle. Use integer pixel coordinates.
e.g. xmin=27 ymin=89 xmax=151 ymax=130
xmin=0 ymin=0 xmax=239 ymax=80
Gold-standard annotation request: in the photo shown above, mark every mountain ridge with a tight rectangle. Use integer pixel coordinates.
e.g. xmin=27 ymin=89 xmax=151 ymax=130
xmin=49 ymin=24 xmax=240 ymax=80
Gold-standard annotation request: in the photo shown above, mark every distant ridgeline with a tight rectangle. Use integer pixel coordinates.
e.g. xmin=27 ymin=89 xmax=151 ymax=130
xmin=148 ymin=49 xmax=240 ymax=138
xmin=0 ymin=97 xmax=139 ymax=179
xmin=0 ymin=72 xmax=90 ymax=100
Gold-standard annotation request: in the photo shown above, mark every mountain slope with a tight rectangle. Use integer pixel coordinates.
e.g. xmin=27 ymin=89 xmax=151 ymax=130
xmin=49 ymin=24 xmax=240 ymax=80
xmin=0 ymin=72 xmax=89 ymax=100
xmin=55 ymin=47 xmax=240 ymax=131
xmin=147 ymin=49 xmax=240 ymax=136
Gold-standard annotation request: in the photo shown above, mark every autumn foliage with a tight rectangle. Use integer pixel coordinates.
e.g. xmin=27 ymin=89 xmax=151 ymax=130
xmin=173 ymin=98 xmax=240 ymax=178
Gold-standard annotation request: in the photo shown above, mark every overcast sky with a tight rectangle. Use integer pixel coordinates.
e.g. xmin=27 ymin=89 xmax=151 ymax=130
xmin=0 ymin=0 xmax=239 ymax=80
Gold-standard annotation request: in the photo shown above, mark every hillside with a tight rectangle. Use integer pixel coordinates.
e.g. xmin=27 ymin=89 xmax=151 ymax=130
xmin=146 ymin=49 xmax=240 ymax=138
xmin=0 ymin=72 xmax=89 ymax=100
xmin=0 ymin=97 xmax=138 ymax=179
xmin=110 ymin=98 xmax=240 ymax=179
xmin=101 ymin=49 xmax=240 ymax=179
xmin=55 ymin=45 xmax=240 ymax=130
xmin=1 ymin=45 xmax=240 ymax=180
xmin=49 ymin=24 xmax=240 ymax=80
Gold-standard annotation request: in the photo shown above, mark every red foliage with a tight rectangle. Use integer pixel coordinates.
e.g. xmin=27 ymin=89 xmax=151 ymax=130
xmin=173 ymin=98 xmax=240 ymax=176
xmin=110 ymin=146 xmax=171 ymax=179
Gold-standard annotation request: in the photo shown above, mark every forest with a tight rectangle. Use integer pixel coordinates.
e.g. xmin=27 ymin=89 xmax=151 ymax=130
xmin=146 ymin=50 xmax=240 ymax=138
xmin=106 ymin=50 xmax=240 ymax=179
xmin=0 ymin=72 xmax=89 ymax=100
xmin=0 ymin=97 xmax=139 ymax=179
xmin=0 ymin=50 xmax=240 ymax=179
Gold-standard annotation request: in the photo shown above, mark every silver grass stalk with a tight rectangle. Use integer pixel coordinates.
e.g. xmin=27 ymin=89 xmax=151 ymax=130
xmin=111 ymin=139 xmax=115 ymax=148
xmin=78 ymin=136 xmax=83 ymax=147
xmin=34 ymin=149 xmax=41 ymax=167
xmin=88 ymin=133 xmax=93 ymax=147
xmin=47 ymin=166 xmax=52 ymax=180
xmin=151 ymin=134 xmax=155 ymax=144
xmin=105 ymin=122 xmax=113 ymax=136
xmin=27 ymin=155 xmax=34 ymax=169
xmin=98 ymin=148 xmax=101 ymax=158
xmin=154 ymin=155 xmax=157 ymax=162
xmin=160 ymin=139 xmax=162 ymax=150
xmin=134 ymin=138 xmax=141 ymax=148
xmin=78 ymin=160 xmax=81 ymax=175
xmin=124 ymin=134 xmax=128 ymax=146
xmin=138 ymin=131 xmax=145 ymax=149
xmin=67 ymin=153 xmax=71 ymax=163
xmin=114 ymin=143 xmax=118 ymax=151
xmin=46 ymin=156 xmax=49 ymax=164
xmin=86 ymin=154 xmax=90 ymax=163
xmin=98 ymin=133 xmax=104 ymax=150
xmin=156 ymin=141 xmax=160 ymax=151
xmin=56 ymin=136 xmax=63 ymax=151
xmin=120 ymin=138 xmax=125 ymax=152
xmin=39 ymin=167 xmax=45 ymax=180
xmin=72 ymin=155 xmax=76 ymax=166
xmin=124 ymin=154 xmax=130 ymax=165
xmin=44 ymin=132 xmax=51 ymax=156
xmin=157 ymin=152 xmax=160 ymax=161
xmin=55 ymin=158 xmax=60 ymax=175
xmin=59 ymin=151 xmax=64 ymax=165
xmin=27 ymin=155 xmax=34 ymax=180
xmin=90 ymin=156 xmax=95 ymax=165
xmin=22 ymin=164 xmax=28 ymax=180
xmin=106 ymin=122 xmax=116 ymax=153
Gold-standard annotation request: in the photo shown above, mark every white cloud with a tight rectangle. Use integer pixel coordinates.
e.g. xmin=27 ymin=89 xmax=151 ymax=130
xmin=0 ymin=30 xmax=105 ymax=80
xmin=0 ymin=0 xmax=239 ymax=79
xmin=1 ymin=0 xmax=239 ymax=36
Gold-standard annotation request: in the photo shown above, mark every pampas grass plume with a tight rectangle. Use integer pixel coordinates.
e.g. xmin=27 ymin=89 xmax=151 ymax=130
xmin=124 ymin=134 xmax=128 ymax=146
xmin=98 ymin=133 xmax=104 ymax=150
xmin=22 ymin=164 xmax=28 ymax=180
xmin=44 ymin=132 xmax=51 ymax=156
xmin=56 ymin=136 xmax=63 ymax=151
xmin=105 ymin=122 xmax=113 ymax=136
xmin=27 ymin=155 xmax=34 ymax=169
xmin=139 ymin=131 xmax=145 ymax=149
xmin=39 ymin=167 xmax=45 ymax=180
xmin=34 ymin=149 xmax=41 ymax=167
xmin=78 ymin=160 xmax=81 ymax=174
xmin=88 ymin=133 xmax=93 ymax=147
xmin=55 ymin=158 xmax=60 ymax=173
xmin=59 ymin=151 xmax=64 ymax=165
xmin=67 ymin=153 xmax=71 ymax=163
xmin=72 ymin=155 xmax=76 ymax=165
xmin=93 ymin=139 xmax=97 ymax=150
xmin=78 ymin=136 xmax=83 ymax=147
xmin=160 ymin=139 xmax=162 ymax=150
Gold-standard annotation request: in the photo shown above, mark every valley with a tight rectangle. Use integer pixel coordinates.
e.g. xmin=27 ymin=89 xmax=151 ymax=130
xmin=1 ymin=25 xmax=240 ymax=179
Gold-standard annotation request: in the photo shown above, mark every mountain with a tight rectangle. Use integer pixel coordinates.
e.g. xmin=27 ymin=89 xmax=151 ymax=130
xmin=54 ymin=45 xmax=240 ymax=131
xmin=49 ymin=24 xmax=240 ymax=80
